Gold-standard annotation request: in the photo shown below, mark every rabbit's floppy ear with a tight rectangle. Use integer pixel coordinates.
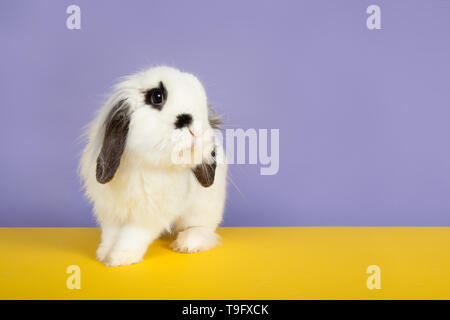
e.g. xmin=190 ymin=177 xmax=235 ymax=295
xmin=96 ymin=99 xmax=130 ymax=184
xmin=192 ymin=149 xmax=217 ymax=188
xmin=192 ymin=105 xmax=222 ymax=187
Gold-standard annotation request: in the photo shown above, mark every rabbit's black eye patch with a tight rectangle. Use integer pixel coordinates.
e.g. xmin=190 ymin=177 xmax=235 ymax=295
xmin=145 ymin=82 xmax=167 ymax=110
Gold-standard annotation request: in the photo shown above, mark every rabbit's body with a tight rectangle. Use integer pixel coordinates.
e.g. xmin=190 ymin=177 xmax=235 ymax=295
xmin=79 ymin=66 xmax=227 ymax=267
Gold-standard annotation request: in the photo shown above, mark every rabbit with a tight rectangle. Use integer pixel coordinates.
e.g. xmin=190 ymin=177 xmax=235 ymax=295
xmin=79 ymin=66 xmax=227 ymax=267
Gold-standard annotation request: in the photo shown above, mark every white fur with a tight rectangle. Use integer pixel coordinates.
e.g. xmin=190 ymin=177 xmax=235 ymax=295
xmin=79 ymin=66 xmax=227 ymax=267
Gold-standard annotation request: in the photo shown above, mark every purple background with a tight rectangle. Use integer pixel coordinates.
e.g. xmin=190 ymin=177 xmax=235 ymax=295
xmin=1 ymin=0 xmax=449 ymax=227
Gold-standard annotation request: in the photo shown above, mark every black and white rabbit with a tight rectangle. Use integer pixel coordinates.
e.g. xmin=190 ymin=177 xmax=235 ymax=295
xmin=79 ymin=66 xmax=227 ymax=267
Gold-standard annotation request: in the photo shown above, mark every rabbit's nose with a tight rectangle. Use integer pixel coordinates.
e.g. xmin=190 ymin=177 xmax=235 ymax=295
xmin=174 ymin=113 xmax=193 ymax=129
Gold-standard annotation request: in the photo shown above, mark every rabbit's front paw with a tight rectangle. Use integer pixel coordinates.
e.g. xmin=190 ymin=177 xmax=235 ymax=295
xmin=171 ymin=227 xmax=220 ymax=253
xmin=104 ymin=248 xmax=145 ymax=267
xmin=96 ymin=244 xmax=111 ymax=262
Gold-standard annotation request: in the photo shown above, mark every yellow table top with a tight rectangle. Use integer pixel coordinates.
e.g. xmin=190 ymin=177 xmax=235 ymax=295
xmin=0 ymin=227 xmax=449 ymax=300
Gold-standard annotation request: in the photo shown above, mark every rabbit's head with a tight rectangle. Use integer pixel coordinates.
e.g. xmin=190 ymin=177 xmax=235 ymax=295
xmin=95 ymin=66 xmax=220 ymax=187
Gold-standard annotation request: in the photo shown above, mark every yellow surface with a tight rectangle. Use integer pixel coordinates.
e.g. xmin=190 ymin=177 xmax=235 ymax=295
xmin=0 ymin=227 xmax=449 ymax=300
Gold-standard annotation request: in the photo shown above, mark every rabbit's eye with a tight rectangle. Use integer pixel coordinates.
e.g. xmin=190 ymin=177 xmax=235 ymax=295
xmin=151 ymin=89 xmax=163 ymax=104
xmin=145 ymin=82 xmax=167 ymax=110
